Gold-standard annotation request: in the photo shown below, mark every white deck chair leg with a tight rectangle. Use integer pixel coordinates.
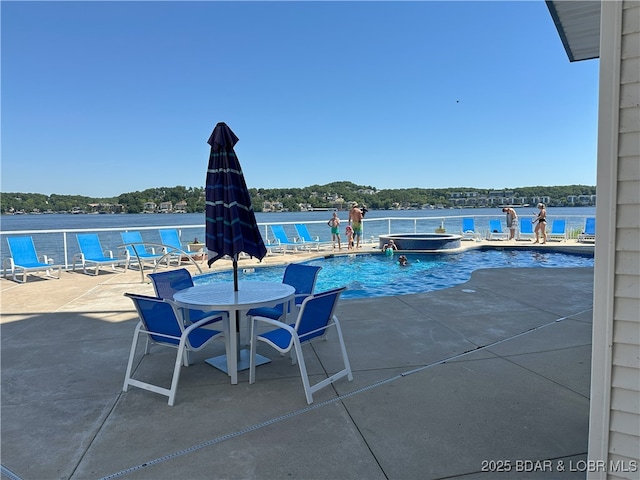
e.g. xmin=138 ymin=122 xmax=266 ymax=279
xmin=292 ymin=340 xmax=314 ymax=404
xmin=334 ymin=316 xmax=353 ymax=381
xmin=168 ymin=339 xmax=189 ymax=406
xmin=123 ymin=323 xmax=143 ymax=392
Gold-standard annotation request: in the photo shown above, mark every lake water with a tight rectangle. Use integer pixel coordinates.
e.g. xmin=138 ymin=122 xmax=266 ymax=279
xmin=0 ymin=207 xmax=596 ymax=268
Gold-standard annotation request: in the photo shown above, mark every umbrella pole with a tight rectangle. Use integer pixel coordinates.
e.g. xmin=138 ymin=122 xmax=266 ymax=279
xmin=232 ymin=255 xmax=242 ymax=361
xmin=233 ymin=255 xmax=239 ymax=292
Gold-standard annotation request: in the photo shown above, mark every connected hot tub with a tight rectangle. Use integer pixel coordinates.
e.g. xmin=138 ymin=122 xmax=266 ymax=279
xmin=379 ymin=233 xmax=462 ymax=252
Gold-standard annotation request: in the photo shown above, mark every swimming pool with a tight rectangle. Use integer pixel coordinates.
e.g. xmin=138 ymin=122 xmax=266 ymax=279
xmin=195 ymin=250 xmax=594 ymax=299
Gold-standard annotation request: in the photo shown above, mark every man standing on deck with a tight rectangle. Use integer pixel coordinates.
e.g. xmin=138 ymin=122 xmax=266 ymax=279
xmin=349 ymin=202 xmax=364 ymax=248
xmin=502 ymin=207 xmax=518 ymax=240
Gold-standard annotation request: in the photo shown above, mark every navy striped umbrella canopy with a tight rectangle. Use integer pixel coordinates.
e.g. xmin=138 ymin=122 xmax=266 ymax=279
xmin=205 ymin=122 xmax=267 ymax=287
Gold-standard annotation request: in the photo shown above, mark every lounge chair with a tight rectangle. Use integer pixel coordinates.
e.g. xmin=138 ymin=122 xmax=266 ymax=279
xmin=72 ymin=233 xmax=128 ymax=275
xmin=120 ymin=231 xmax=165 ymax=270
xmin=517 ymin=218 xmax=535 ymax=241
xmin=578 ymin=217 xmax=596 ymax=242
xmin=294 ymin=224 xmax=331 ymax=251
xmin=548 ymin=219 xmax=567 ymax=242
xmin=249 ymin=287 xmax=352 ymax=404
xmin=488 ymin=220 xmax=509 ymax=240
xmin=123 ymin=293 xmax=225 ymax=406
xmin=460 ymin=218 xmax=481 ymax=241
xmin=158 ymin=229 xmax=204 ymax=266
xmin=3 ymin=236 xmax=62 ymax=283
xmin=270 ymin=225 xmax=299 ymax=253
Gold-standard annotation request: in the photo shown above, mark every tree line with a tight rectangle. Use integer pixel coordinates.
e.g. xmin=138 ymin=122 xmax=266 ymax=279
xmin=1 ymin=182 xmax=596 ymax=214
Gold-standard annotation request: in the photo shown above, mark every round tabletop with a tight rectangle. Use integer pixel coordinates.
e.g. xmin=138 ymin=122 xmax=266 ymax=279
xmin=173 ymin=281 xmax=295 ymax=312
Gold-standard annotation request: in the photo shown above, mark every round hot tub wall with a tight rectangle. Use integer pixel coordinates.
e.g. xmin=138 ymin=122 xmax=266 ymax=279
xmin=379 ymin=233 xmax=462 ymax=252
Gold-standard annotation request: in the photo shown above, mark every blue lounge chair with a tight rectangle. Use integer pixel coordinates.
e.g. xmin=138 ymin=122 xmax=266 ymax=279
xmin=488 ymin=220 xmax=509 ymax=240
xmin=461 ymin=218 xmax=481 ymax=241
xmin=294 ymin=224 xmax=330 ymax=251
xmin=270 ymin=225 xmax=299 ymax=253
xmin=120 ymin=231 xmax=165 ymax=270
xmin=578 ymin=217 xmax=596 ymax=242
xmin=159 ymin=229 xmax=204 ymax=267
xmin=72 ymin=233 xmax=127 ymax=275
xmin=123 ymin=293 xmax=225 ymax=406
xmin=4 ymin=236 xmax=62 ymax=283
xmin=517 ymin=218 xmax=535 ymax=241
xmin=548 ymin=219 xmax=567 ymax=242
xmin=249 ymin=287 xmax=353 ymax=404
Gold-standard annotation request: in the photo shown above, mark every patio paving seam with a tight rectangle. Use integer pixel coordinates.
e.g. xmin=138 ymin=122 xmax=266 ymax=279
xmin=94 ymin=315 xmax=580 ymax=480
xmin=496 ymin=349 xmax=591 ymax=400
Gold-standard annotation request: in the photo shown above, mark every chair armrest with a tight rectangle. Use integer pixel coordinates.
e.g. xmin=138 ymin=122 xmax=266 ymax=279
xmin=3 ymin=258 xmax=15 ymax=272
xmin=251 ymin=315 xmax=295 ymax=333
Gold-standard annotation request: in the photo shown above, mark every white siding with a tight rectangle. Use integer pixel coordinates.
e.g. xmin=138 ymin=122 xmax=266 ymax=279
xmin=588 ymin=2 xmax=640 ymax=479
xmin=608 ymin=2 xmax=640 ymax=479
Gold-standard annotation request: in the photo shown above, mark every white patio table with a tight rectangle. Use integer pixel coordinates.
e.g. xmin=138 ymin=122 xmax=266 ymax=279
xmin=173 ymin=281 xmax=295 ymax=385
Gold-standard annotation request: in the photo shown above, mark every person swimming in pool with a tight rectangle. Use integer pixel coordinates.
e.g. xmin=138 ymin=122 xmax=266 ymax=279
xmin=398 ymin=255 xmax=408 ymax=266
xmin=382 ymin=239 xmax=398 ymax=254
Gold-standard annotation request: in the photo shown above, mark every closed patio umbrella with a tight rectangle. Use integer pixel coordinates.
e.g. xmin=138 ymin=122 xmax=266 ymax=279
xmin=205 ymin=122 xmax=267 ymax=290
xmin=204 ymin=122 xmax=269 ymax=373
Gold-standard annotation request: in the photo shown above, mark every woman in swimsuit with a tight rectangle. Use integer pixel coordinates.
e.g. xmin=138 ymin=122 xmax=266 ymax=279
xmin=533 ymin=203 xmax=547 ymax=244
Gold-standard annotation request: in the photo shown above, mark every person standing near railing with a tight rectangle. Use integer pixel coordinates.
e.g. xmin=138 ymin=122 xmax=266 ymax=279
xmin=502 ymin=207 xmax=518 ymax=240
xmin=327 ymin=212 xmax=342 ymax=250
xmin=348 ymin=202 xmax=364 ymax=248
xmin=533 ymin=203 xmax=547 ymax=244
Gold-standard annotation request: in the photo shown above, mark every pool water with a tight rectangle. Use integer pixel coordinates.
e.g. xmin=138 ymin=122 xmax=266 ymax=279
xmin=195 ymin=250 xmax=594 ymax=299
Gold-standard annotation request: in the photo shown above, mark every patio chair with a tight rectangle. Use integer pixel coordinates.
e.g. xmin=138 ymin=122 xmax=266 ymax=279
xmin=548 ymin=219 xmax=567 ymax=242
xmin=488 ymin=220 xmax=509 ymax=240
xmin=158 ymin=229 xmax=203 ymax=266
xmin=72 ymin=233 xmax=128 ymax=275
xmin=249 ymin=287 xmax=353 ymax=404
xmin=147 ymin=268 xmax=227 ymax=326
xmin=578 ymin=217 xmax=596 ymax=242
xmin=460 ymin=218 xmax=481 ymax=241
xmin=246 ymin=263 xmax=322 ymax=322
xmin=120 ymin=231 xmax=165 ymax=270
xmin=294 ymin=224 xmax=330 ymax=251
xmin=3 ymin=236 xmax=62 ymax=283
xmin=123 ymin=293 xmax=226 ymax=406
xmin=270 ymin=225 xmax=300 ymax=253
xmin=517 ymin=218 xmax=535 ymax=241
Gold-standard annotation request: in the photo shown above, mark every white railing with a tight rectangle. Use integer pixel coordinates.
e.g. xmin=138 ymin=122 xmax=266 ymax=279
xmin=0 ymin=214 xmax=593 ymax=271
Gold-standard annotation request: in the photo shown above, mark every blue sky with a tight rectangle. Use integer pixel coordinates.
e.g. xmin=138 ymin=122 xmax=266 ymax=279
xmin=1 ymin=1 xmax=599 ymax=198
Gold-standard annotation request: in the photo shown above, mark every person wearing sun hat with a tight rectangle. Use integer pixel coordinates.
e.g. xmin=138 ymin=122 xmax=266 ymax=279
xmin=348 ymin=202 xmax=364 ymax=248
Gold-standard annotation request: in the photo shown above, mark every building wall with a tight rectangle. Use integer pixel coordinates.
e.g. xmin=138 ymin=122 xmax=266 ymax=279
xmin=589 ymin=1 xmax=640 ymax=478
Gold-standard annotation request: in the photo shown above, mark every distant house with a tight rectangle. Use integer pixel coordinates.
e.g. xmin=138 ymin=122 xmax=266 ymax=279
xmin=174 ymin=201 xmax=188 ymax=213
xmin=159 ymin=201 xmax=173 ymax=213
xmin=143 ymin=202 xmax=157 ymax=213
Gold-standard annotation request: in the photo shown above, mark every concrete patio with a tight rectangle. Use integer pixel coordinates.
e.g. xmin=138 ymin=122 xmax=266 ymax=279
xmin=1 ymin=246 xmax=594 ymax=479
